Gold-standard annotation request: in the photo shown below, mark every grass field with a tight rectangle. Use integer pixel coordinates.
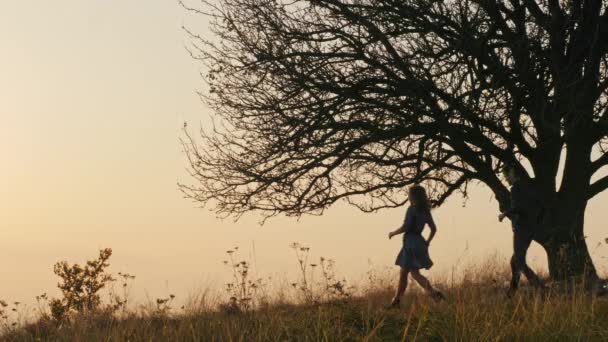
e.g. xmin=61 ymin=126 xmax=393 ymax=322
xmin=2 ymin=248 xmax=607 ymax=341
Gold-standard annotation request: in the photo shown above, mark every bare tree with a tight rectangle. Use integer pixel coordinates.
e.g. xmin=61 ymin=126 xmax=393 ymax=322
xmin=180 ymin=0 xmax=608 ymax=282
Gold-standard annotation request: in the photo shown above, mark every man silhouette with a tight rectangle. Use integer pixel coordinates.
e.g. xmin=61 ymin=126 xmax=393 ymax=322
xmin=499 ymin=164 xmax=546 ymax=297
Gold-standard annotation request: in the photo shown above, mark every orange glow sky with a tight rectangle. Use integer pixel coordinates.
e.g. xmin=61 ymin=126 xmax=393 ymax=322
xmin=1 ymin=1 xmax=607 ymax=307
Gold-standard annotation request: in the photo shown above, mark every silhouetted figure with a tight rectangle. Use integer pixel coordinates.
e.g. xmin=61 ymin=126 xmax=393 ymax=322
xmin=388 ymin=185 xmax=444 ymax=307
xmin=499 ymin=165 xmax=546 ymax=297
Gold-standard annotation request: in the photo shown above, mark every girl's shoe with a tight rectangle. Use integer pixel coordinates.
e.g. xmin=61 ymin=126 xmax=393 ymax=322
xmin=386 ymin=298 xmax=400 ymax=309
xmin=431 ymin=290 xmax=446 ymax=302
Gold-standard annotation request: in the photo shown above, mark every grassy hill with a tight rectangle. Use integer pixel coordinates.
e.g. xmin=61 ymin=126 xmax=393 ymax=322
xmin=3 ymin=278 xmax=608 ymax=340
xmin=2 ymin=248 xmax=607 ymax=341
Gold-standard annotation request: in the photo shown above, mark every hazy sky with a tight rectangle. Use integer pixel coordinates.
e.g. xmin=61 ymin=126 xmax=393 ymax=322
xmin=1 ymin=1 xmax=607 ymax=307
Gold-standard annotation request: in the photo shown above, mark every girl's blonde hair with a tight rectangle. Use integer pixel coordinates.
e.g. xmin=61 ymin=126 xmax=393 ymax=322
xmin=409 ymin=185 xmax=431 ymax=212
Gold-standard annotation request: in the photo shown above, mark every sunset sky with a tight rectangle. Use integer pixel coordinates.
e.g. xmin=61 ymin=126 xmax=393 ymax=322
xmin=1 ymin=1 xmax=607 ymax=307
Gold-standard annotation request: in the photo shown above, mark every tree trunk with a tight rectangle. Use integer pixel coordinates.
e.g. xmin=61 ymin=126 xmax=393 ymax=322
xmin=543 ymin=233 xmax=596 ymax=282
xmin=536 ymin=204 xmax=598 ymax=284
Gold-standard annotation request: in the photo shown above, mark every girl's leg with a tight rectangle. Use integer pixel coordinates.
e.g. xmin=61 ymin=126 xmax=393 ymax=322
xmin=411 ymin=270 xmax=444 ymax=301
xmin=392 ymin=268 xmax=409 ymax=304
xmin=410 ymin=269 xmax=434 ymax=292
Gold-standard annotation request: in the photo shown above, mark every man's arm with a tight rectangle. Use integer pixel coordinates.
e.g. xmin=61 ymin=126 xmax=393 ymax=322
xmin=499 ymin=183 xmax=523 ymax=222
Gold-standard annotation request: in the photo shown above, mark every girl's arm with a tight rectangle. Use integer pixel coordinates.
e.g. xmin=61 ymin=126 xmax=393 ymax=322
xmin=426 ymin=213 xmax=437 ymax=245
xmin=389 ymin=207 xmax=413 ymax=239
xmin=389 ymin=225 xmax=406 ymax=239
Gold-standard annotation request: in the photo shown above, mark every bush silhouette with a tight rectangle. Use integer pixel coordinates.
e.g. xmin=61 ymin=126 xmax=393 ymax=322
xmin=49 ymin=248 xmax=114 ymax=320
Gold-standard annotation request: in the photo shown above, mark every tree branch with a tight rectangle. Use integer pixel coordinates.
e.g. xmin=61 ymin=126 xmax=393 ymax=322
xmin=589 ymin=175 xmax=608 ymax=199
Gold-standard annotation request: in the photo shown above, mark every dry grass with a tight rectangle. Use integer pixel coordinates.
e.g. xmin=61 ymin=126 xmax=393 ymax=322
xmin=2 ymin=250 xmax=607 ymax=341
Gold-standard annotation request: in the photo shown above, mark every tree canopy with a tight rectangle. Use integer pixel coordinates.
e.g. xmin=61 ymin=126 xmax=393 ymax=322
xmin=180 ymin=0 xmax=608 ymax=223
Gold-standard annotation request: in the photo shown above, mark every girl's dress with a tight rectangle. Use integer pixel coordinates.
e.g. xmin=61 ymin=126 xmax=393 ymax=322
xmin=395 ymin=205 xmax=435 ymax=270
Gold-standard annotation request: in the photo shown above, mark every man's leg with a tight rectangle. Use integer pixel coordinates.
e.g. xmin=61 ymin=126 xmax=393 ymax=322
xmin=509 ymin=256 xmax=522 ymax=295
xmin=518 ymin=229 xmax=544 ymax=288
xmin=522 ymin=264 xmax=544 ymax=288
xmin=510 ymin=229 xmax=544 ymax=295
xmin=509 ymin=230 xmax=532 ymax=294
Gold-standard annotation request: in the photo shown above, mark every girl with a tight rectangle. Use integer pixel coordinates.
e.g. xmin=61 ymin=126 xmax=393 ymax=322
xmin=388 ymin=185 xmax=444 ymax=307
